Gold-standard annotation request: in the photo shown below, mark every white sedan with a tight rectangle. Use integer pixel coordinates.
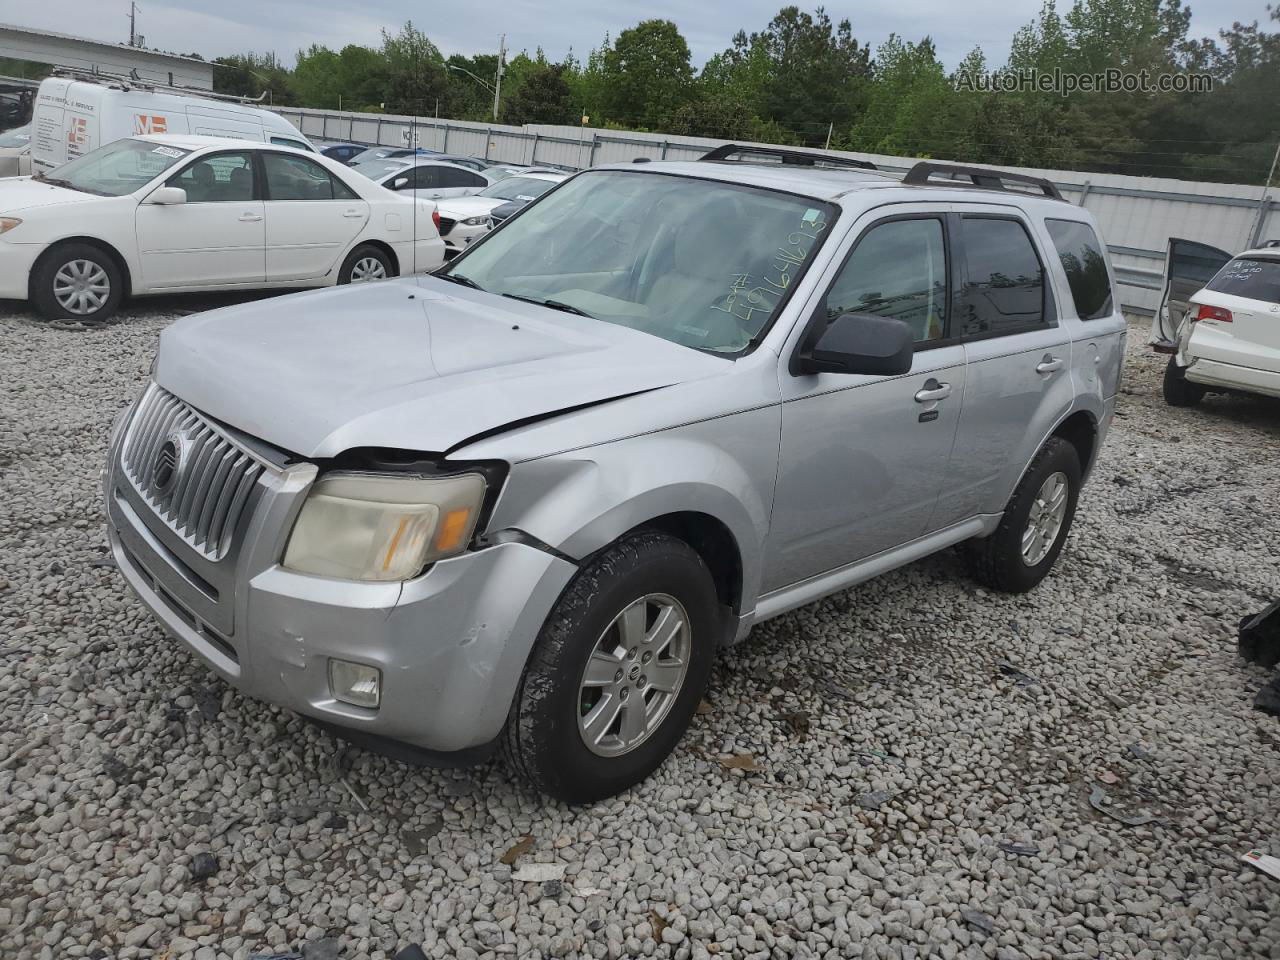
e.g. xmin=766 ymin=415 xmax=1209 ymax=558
xmin=352 ymin=158 xmax=499 ymax=200
xmin=436 ymin=172 xmax=567 ymax=256
xmin=0 ymin=134 xmax=446 ymax=322
xmin=1152 ymin=239 xmax=1280 ymax=405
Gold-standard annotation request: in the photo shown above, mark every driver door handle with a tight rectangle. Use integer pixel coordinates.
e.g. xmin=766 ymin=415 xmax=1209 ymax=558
xmin=1036 ymin=355 xmax=1064 ymax=374
xmin=238 ymin=212 xmax=262 ymax=222
xmin=914 ymin=380 xmax=952 ymax=403
xmin=343 ymin=209 xmax=364 ymax=218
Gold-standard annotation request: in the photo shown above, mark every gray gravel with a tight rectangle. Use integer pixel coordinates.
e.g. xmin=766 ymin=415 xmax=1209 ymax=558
xmin=3 ymin=297 xmax=1280 ymax=960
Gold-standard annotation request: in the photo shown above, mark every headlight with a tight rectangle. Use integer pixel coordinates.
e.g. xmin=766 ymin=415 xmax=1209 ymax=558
xmin=461 ymin=215 xmax=490 ymax=226
xmin=0 ymin=217 xmax=21 ymax=235
xmin=283 ymin=472 xmax=486 ymax=581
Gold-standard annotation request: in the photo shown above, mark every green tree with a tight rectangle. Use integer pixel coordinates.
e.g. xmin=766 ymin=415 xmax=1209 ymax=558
xmin=381 ymin=22 xmax=449 ymax=116
xmin=601 ymin=20 xmax=695 ymax=128
xmin=501 ymin=61 xmax=576 ymax=125
xmin=212 ymin=52 xmax=296 ymax=105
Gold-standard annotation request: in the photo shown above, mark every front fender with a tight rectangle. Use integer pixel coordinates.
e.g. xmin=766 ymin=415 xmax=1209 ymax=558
xmin=482 ymin=407 xmax=782 ymax=616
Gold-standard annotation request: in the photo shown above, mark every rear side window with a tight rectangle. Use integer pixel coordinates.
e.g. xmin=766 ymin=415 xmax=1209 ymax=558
xmin=263 ymin=153 xmax=357 ymax=201
xmin=957 ymin=217 xmax=1047 ymax=337
xmin=1207 ymin=258 xmax=1280 ymax=303
xmin=1046 ymin=219 xmax=1114 ymax=320
xmin=438 ymin=167 xmax=487 ymax=188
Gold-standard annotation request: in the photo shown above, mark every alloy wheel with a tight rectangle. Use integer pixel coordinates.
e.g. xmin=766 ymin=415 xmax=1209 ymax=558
xmin=1021 ymin=471 xmax=1069 ymax=566
xmin=349 ymin=257 xmax=387 ymax=282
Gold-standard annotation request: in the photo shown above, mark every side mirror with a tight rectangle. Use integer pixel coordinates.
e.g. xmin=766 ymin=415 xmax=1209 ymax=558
xmin=147 ymin=186 xmax=187 ymax=205
xmin=797 ymin=312 xmax=914 ymax=376
xmin=391 ymin=177 xmax=409 ymax=190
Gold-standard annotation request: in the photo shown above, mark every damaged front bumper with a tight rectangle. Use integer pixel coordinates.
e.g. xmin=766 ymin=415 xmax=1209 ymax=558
xmin=103 ymin=402 xmax=577 ymax=756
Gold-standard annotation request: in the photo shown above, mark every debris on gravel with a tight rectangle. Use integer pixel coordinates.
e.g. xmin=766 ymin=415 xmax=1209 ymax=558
xmin=2 ymin=301 xmax=1279 ymax=959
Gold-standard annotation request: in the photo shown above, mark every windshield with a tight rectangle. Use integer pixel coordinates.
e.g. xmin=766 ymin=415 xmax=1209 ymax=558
xmin=447 ymin=170 xmax=834 ymax=353
xmin=0 ymin=124 xmax=30 ymax=149
xmin=352 ymin=159 xmax=409 ymax=181
xmin=479 ymin=176 xmax=559 ymax=202
xmin=36 ymin=138 xmax=191 ymax=196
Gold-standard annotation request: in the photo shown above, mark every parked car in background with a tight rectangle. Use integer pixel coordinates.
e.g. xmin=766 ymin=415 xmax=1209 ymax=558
xmin=1152 ymin=238 xmax=1280 ymax=405
xmin=31 ymin=74 xmax=311 ymax=176
xmin=357 ymin=158 xmax=498 ymax=200
xmin=345 ymin=146 xmax=431 ymax=166
xmin=436 ymin=172 xmax=566 ymax=256
xmin=317 ymin=142 xmax=368 ymax=164
xmin=0 ymin=124 xmax=32 ymax=177
xmin=102 ymin=147 xmax=1124 ymax=802
xmin=0 ymin=135 xmax=445 ymax=322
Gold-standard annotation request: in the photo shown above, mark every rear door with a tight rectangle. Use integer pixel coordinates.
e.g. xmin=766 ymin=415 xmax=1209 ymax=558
xmin=932 ymin=207 xmax=1075 ymax=527
xmin=1188 ymin=255 xmax=1280 ymax=373
xmin=1151 ymin=238 xmax=1232 ymax=349
xmin=261 ymin=151 xmax=369 ymax=281
xmin=437 ymin=166 xmax=490 ymax=198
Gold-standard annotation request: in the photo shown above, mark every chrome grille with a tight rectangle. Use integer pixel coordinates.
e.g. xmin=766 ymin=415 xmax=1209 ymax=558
xmin=121 ymin=384 xmax=267 ymax=561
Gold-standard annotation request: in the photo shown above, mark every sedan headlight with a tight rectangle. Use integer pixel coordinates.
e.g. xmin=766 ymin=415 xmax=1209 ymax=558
xmin=283 ymin=472 xmax=486 ymax=581
xmin=0 ymin=217 xmax=21 ymax=235
xmin=461 ymin=215 xmax=490 ymax=226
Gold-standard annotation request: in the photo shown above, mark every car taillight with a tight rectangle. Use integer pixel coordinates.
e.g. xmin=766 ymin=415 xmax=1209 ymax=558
xmin=432 ymin=209 xmax=441 ymax=231
xmin=1192 ymin=303 xmax=1232 ymax=323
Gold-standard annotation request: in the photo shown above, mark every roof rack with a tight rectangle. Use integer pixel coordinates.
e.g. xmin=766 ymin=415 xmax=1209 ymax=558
xmin=902 ymin=161 xmax=1064 ymax=201
xmin=50 ymin=66 xmax=268 ymax=105
xmin=700 ymin=144 xmax=877 ymax=172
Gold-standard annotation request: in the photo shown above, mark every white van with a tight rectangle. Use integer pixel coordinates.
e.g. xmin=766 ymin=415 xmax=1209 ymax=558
xmin=31 ymin=75 xmax=311 ymax=174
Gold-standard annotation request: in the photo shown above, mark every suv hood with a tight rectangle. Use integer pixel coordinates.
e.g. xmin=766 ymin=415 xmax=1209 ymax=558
xmin=0 ymin=178 xmax=101 ymax=213
xmin=154 ymin=277 xmax=729 ymax=459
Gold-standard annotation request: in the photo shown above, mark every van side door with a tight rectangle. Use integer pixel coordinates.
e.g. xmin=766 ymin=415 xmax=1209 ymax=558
xmin=930 ymin=207 xmax=1075 ymax=528
xmin=764 ymin=207 xmax=967 ymax=592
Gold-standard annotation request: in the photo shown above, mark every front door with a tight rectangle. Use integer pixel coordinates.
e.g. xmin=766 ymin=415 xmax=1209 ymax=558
xmin=1150 ymin=238 xmax=1232 ymax=349
xmin=765 ymin=212 xmax=966 ymax=592
xmin=932 ymin=210 xmax=1075 ymax=527
xmin=135 ymin=149 xmax=265 ymax=288
xmin=261 ymin=151 xmax=369 ymax=281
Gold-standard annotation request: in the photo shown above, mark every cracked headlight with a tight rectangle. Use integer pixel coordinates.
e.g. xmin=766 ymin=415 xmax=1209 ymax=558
xmin=283 ymin=472 xmax=486 ymax=581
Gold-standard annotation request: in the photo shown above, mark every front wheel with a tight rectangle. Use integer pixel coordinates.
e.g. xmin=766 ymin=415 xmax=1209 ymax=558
xmin=967 ymin=436 xmax=1082 ymax=593
xmin=31 ymin=243 xmax=124 ymax=322
xmin=1162 ymin=357 xmax=1205 ymax=407
xmin=503 ymin=531 xmax=719 ymax=803
xmin=337 ymin=244 xmax=394 ymax=284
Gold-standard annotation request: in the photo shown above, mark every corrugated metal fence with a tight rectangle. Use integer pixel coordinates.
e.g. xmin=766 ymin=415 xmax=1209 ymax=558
xmin=279 ymin=107 xmax=1280 ymax=318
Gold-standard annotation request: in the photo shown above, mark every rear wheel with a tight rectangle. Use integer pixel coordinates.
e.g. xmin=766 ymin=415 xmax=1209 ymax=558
xmin=338 ymin=244 xmax=394 ymax=284
xmin=1162 ymin=357 xmax=1205 ymax=407
xmin=968 ymin=437 xmax=1082 ymax=594
xmin=503 ymin=531 xmax=719 ymax=803
xmin=31 ymin=242 xmax=123 ymax=322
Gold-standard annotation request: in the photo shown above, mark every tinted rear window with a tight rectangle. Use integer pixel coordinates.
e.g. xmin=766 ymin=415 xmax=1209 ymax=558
xmin=958 ymin=217 xmax=1047 ymax=337
xmin=1046 ymin=219 xmax=1114 ymax=320
xmin=1207 ymin=257 xmax=1280 ymax=303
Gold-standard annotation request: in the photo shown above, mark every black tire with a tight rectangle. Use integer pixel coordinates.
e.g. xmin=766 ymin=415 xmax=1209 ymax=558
xmin=31 ymin=242 xmax=124 ymax=323
xmin=337 ymin=244 xmax=395 ymax=285
xmin=1162 ymin=357 xmax=1205 ymax=407
xmin=502 ymin=531 xmax=719 ymax=803
xmin=968 ymin=437 xmax=1082 ymax=594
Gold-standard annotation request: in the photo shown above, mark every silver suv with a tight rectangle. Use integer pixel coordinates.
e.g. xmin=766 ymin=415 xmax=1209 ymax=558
xmin=103 ymin=147 xmax=1126 ymax=802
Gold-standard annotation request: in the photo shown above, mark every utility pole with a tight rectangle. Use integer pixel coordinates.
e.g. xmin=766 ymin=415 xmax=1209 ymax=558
xmin=492 ymin=34 xmax=505 ymax=122
xmin=128 ymin=2 xmax=140 ymax=47
xmin=1249 ymin=137 xmax=1280 ymax=249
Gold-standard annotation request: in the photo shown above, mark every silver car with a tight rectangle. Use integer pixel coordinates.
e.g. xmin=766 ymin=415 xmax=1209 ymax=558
xmin=103 ymin=148 xmax=1126 ymax=802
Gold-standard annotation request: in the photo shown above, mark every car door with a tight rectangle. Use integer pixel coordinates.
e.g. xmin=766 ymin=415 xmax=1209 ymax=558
xmin=930 ymin=209 xmax=1075 ymax=528
xmin=135 ymin=149 xmax=265 ymax=288
xmin=765 ymin=211 xmax=967 ymax=592
xmin=436 ymin=166 xmax=489 ymax=198
xmin=1150 ymin=238 xmax=1232 ymax=350
xmin=261 ymin=151 xmax=369 ymax=282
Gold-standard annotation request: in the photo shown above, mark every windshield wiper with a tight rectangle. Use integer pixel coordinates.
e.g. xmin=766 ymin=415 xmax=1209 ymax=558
xmin=502 ymin=293 xmax=595 ymax=319
xmin=37 ymin=176 xmax=71 ymax=188
xmin=438 ymin=273 xmax=484 ymax=291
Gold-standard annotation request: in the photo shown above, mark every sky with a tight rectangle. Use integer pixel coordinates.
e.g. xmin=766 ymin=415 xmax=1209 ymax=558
xmin=8 ymin=0 xmax=1265 ymax=71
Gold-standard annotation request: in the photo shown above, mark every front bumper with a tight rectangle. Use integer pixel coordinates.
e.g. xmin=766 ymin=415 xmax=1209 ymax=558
xmin=1185 ymin=357 xmax=1280 ymax=399
xmin=442 ymin=222 xmax=489 ymax=254
xmin=104 ymin=395 xmax=576 ymax=754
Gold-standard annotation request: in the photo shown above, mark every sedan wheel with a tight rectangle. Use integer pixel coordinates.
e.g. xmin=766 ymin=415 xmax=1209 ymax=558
xmin=53 ymin=260 xmax=112 ymax=315
xmin=349 ymin=256 xmax=388 ymax=282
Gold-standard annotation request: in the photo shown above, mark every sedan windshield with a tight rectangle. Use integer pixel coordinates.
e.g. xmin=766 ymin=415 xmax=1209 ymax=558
xmin=0 ymin=124 xmax=30 ymax=149
xmin=447 ymin=170 xmax=834 ymax=353
xmin=35 ymin=138 xmax=191 ymax=196
xmin=478 ymin=176 xmax=559 ymax=202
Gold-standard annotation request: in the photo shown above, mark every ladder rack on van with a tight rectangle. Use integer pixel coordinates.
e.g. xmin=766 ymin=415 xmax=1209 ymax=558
xmin=49 ymin=67 xmax=269 ymax=105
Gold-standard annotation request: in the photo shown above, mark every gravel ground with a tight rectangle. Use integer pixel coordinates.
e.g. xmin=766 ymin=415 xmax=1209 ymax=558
xmin=2 ymin=297 xmax=1280 ymax=960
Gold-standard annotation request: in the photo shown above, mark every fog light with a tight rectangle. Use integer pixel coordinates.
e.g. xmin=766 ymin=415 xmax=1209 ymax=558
xmin=329 ymin=659 xmax=381 ymax=709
